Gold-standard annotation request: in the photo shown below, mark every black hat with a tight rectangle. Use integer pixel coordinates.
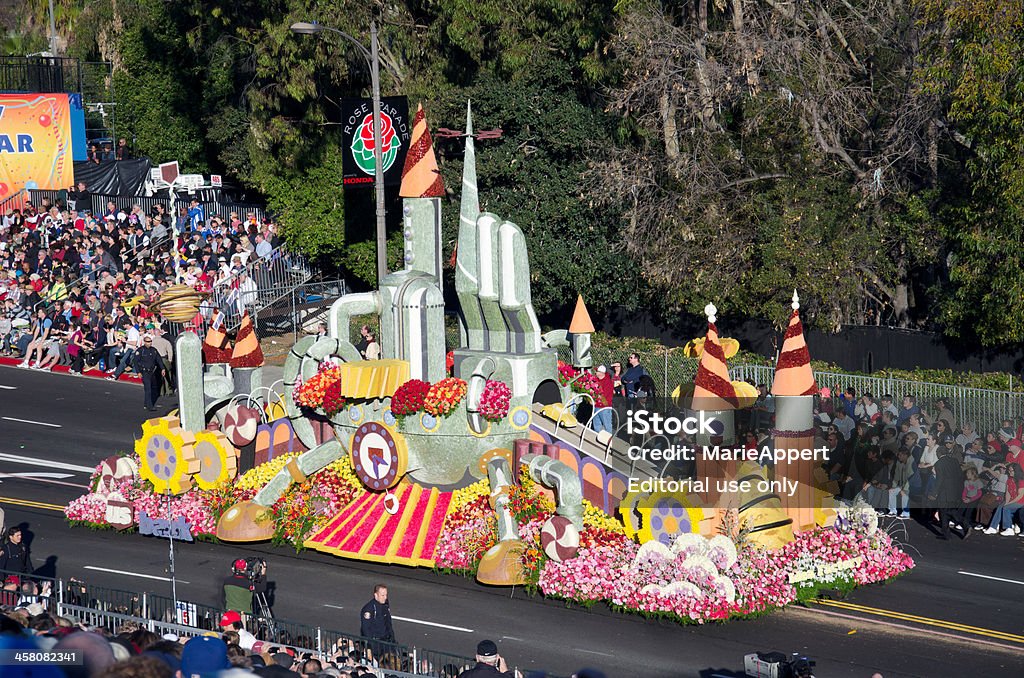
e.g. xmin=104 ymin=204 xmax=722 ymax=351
xmin=476 ymin=640 xmax=498 ymax=657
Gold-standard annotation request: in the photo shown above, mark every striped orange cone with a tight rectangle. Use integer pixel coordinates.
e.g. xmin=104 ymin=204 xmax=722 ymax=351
xmin=230 ymin=312 xmax=265 ymax=368
xmin=399 ymin=103 xmax=444 ymax=198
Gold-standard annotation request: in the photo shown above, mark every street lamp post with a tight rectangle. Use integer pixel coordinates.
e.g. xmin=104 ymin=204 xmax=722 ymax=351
xmin=291 ymin=20 xmax=388 ymax=283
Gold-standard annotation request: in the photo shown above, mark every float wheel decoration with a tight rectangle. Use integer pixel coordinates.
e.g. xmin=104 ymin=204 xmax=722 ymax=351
xmin=350 ymin=422 xmax=408 ymax=490
xmin=136 ymin=417 xmax=200 ymax=495
xmin=188 ymin=430 xmax=239 ymax=490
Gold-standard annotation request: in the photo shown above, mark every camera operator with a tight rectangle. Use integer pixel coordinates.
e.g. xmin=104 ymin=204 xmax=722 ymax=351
xmin=222 ymin=557 xmax=267 ymax=621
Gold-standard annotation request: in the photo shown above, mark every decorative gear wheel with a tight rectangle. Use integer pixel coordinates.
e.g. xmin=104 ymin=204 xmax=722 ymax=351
xmin=476 ymin=448 xmax=513 ymax=479
xmin=187 ymin=430 xmax=239 ymax=490
xmin=135 ymin=416 xmax=200 ymax=495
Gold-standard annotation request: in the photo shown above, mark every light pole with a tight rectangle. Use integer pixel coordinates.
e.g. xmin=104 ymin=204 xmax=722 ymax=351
xmin=291 ymin=21 xmax=388 ymax=283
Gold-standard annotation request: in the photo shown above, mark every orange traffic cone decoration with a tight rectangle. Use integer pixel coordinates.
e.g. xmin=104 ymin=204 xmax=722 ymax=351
xmin=399 ymin=103 xmax=444 ymax=198
xmin=692 ymin=303 xmax=739 ymax=410
xmin=771 ymin=291 xmax=818 ymax=396
xmin=230 ymin=312 xmax=264 ymax=368
xmin=203 ymin=309 xmax=232 ymax=364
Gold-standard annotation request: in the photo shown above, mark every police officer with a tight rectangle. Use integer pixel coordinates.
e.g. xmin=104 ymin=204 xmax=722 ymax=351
xmin=359 ymin=583 xmax=395 ymax=646
xmin=132 ymin=334 xmax=166 ymax=411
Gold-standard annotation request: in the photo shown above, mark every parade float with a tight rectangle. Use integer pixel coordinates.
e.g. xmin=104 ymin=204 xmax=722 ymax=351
xmin=66 ymin=102 xmax=913 ymax=624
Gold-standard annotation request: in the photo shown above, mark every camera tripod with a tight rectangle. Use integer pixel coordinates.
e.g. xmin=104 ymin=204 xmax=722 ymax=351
xmin=252 ymin=591 xmax=279 ymax=642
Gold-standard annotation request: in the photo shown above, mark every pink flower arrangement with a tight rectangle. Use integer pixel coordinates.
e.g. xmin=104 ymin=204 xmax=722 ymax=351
xmin=478 ymin=380 xmax=512 ymax=421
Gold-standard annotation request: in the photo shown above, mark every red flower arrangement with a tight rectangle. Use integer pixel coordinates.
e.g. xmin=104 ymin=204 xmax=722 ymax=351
xmin=423 ymin=377 xmax=468 ymax=417
xmin=478 ymin=380 xmax=512 ymax=421
xmin=391 ymin=379 xmax=432 ymax=416
xmin=293 ymin=363 xmax=345 ymax=415
xmin=557 ymin=360 xmax=578 ymax=386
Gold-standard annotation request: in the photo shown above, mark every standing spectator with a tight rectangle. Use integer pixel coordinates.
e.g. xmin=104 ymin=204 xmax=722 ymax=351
xmin=133 ymin=334 xmax=167 ymax=411
xmin=622 ymin=353 xmax=648 ymax=407
xmin=187 ymin=199 xmax=206 ymax=231
xmin=116 ymin=137 xmax=131 ymax=160
xmin=355 ymin=324 xmax=371 ymax=357
xmin=932 ymin=444 xmax=969 ymax=540
xmin=891 ymin=447 xmax=914 ymax=518
xmin=961 ymin=467 xmax=984 ymax=527
xmin=592 ymin=365 xmax=615 ymax=433
xmin=254 ymin=233 xmax=273 ymax=260
xmin=0 ymin=526 xmax=31 ymax=574
xmin=359 ymin=584 xmax=395 ymax=646
xmin=364 ymin=332 xmax=381 ymax=361
xmin=986 ymin=463 xmax=1024 ymax=535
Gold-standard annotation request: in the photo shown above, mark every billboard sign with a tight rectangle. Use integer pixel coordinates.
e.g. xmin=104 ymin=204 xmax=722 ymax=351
xmin=0 ymin=93 xmax=74 ymax=198
xmin=341 ymin=96 xmax=410 ymax=188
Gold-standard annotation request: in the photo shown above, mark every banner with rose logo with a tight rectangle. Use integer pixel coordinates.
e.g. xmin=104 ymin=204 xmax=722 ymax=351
xmin=341 ymin=96 xmax=410 ymax=188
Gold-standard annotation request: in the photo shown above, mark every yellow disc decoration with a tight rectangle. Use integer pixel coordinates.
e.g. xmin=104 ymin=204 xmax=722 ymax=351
xmin=619 ymin=489 xmax=710 ymax=544
xmin=136 ymin=416 xmax=200 ymax=495
xmin=188 ymin=430 xmax=239 ymax=490
xmin=731 ymin=381 xmax=760 ymax=408
xmin=508 ymin=405 xmax=532 ymax=431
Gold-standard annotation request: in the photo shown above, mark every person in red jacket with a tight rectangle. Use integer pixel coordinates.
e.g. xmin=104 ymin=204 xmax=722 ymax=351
xmin=592 ymin=365 xmax=615 ymax=434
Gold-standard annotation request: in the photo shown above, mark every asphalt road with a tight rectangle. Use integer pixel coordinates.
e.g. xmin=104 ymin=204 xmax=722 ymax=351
xmin=1 ymin=365 xmax=1022 ymax=677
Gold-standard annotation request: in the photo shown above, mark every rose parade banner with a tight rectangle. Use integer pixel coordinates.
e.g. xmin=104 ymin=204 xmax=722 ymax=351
xmin=341 ymin=96 xmax=410 ymax=188
xmin=0 ymin=93 xmax=75 ymax=199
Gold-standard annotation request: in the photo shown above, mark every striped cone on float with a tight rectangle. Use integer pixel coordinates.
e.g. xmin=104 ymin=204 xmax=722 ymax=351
xmin=771 ymin=290 xmax=818 ymax=397
xmin=202 ymin=309 xmax=232 ymax=364
xmin=399 ymin=103 xmax=444 ymax=198
xmin=230 ymin=312 xmax=264 ymax=368
xmin=692 ymin=303 xmax=739 ymax=411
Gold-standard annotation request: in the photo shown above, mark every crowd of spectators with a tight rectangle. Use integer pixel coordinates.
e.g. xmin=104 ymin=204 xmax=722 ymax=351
xmin=0 ymin=187 xmax=282 ymax=379
xmin=0 ymin=597 xmax=608 ymax=678
xmin=805 ymin=389 xmax=1023 ymax=540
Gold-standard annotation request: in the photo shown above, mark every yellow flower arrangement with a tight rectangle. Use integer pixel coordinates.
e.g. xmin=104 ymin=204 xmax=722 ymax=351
xmin=236 ymin=453 xmax=299 ymax=491
xmin=451 ymin=478 xmax=489 ymax=512
xmin=325 ymin=456 xmax=361 ymax=487
xmin=582 ymin=499 xmax=626 ymax=535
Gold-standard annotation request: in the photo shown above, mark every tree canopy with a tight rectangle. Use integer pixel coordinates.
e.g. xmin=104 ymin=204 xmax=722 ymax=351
xmin=9 ymin=0 xmax=1024 ymax=345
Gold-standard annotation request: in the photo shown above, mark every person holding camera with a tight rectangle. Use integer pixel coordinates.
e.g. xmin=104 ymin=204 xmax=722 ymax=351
xmin=222 ymin=558 xmax=266 ymax=619
xmin=458 ymin=640 xmax=519 ymax=677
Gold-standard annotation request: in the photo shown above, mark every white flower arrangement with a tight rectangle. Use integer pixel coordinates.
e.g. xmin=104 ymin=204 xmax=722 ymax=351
xmin=707 ymin=534 xmax=738 ymax=570
xmin=635 ymin=539 xmax=675 ymax=564
xmin=671 ymin=532 xmax=709 ymax=557
xmin=662 ymin=580 xmax=704 ymax=599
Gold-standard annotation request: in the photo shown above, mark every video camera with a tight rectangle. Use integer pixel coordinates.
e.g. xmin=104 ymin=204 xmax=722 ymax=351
xmin=744 ymin=651 xmax=815 ymax=678
xmin=234 ymin=557 xmax=266 ymax=581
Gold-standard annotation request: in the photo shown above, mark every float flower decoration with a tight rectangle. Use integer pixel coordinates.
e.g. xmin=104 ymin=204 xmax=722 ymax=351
xmin=477 ymin=379 xmax=512 ymax=421
xmin=391 ymin=379 xmax=432 ymax=416
xmin=557 ymin=361 xmax=578 ymax=387
xmin=292 ymin=363 xmax=345 ymax=415
xmin=423 ymin=377 xmax=468 ymax=417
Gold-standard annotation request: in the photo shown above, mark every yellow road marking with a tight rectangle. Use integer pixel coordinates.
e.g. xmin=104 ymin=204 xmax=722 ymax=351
xmin=816 ymin=599 xmax=1024 ymax=644
xmin=0 ymin=496 xmax=66 ymax=512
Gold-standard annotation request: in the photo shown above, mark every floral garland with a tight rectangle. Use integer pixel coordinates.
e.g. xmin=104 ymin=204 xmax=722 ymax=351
xmin=478 ymin=380 xmax=512 ymax=421
xmin=391 ymin=379 xmax=432 ymax=416
xmin=423 ymin=377 xmax=468 ymax=417
xmin=293 ymin=363 xmax=346 ymax=416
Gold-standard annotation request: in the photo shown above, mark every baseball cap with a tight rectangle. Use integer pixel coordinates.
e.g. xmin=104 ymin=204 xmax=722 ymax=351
xmin=596 ymin=364 xmax=607 ymax=374
xmin=219 ymin=610 xmax=242 ymax=626
xmin=476 ymin=640 xmax=498 ymax=657
xmin=180 ymin=636 xmax=231 ymax=678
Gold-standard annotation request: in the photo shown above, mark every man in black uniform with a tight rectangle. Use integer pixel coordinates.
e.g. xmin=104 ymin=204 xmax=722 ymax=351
xmin=359 ymin=583 xmax=395 ymax=648
xmin=132 ymin=334 xmax=166 ymax=411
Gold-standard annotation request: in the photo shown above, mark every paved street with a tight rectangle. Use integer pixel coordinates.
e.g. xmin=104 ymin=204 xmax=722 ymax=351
xmin=1 ymin=365 xmax=1023 ymax=677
